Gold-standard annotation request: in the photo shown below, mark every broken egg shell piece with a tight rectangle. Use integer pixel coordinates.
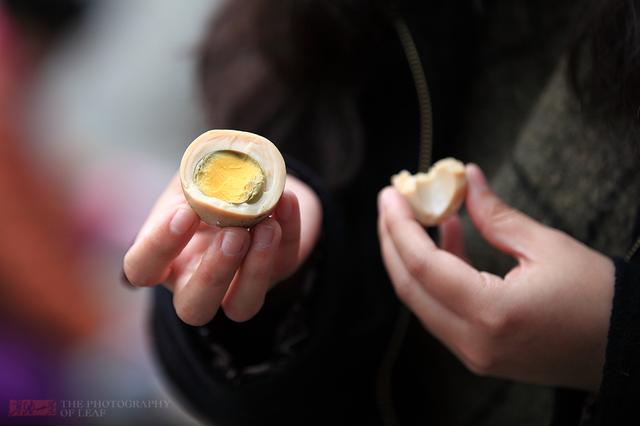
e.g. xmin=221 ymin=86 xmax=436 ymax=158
xmin=391 ymin=158 xmax=467 ymax=227
xmin=180 ymin=129 xmax=286 ymax=228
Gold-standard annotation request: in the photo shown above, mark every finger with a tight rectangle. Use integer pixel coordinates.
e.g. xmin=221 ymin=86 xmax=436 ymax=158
xmin=173 ymin=228 xmax=250 ymax=326
xmin=138 ymin=173 xmax=188 ymax=236
xmin=378 ymin=205 xmax=467 ymax=351
xmin=166 ymin=226 xmax=222 ymax=292
xmin=222 ymin=218 xmax=282 ymax=322
xmin=272 ymin=190 xmax=301 ymax=281
xmin=123 ymin=204 xmax=199 ymax=286
xmin=465 ymin=164 xmax=550 ymax=260
xmin=439 ymin=214 xmax=466 ymax=260
xmin=287 ymin=176 xmax=322 ymax=261
xmin=379 ymin=187 xmax=489 ymax=316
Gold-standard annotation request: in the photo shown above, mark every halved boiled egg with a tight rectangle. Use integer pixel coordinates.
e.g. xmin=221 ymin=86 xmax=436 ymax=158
xmin=180 ymin=129 xmax=286 ymax=227
xmin=391 ymin=158 xmax=467 ymax=226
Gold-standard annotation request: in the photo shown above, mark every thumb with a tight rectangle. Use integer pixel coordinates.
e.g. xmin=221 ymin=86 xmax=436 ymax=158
xmin=465 ymin=163 xmax=549 ymax=260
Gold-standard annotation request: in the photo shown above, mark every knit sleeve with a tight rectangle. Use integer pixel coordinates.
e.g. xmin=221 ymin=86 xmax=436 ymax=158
xmin=586 ymin=258 xmax=640 ymax=425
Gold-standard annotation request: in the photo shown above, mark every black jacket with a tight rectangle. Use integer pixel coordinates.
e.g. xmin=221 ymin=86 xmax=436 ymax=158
xmin=151 ymin=1 xmax=640 ymax=424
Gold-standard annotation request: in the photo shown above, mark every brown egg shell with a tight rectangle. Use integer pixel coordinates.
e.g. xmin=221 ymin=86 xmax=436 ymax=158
xmin=179 ymin=129 xmax=286 ymax=228
xmin=391 ymin=158 xmax=467 ymax=227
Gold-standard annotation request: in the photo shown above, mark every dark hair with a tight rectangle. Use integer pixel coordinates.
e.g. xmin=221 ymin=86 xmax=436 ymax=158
xmin=570 ymin=0 xmax=640 ymax=128
xmin=198 ymin=0 xmax=390 ymax=189
xmin=2 ymin=0 xmax=87 ymax=41
xmin=200 ymin=0 xmax=640 ymax=187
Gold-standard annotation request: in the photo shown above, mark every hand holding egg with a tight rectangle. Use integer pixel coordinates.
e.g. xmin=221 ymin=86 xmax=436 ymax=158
xmin=378 ymin=164 xmax=614 ymax=391
xmin=123 ymin=130 xmax=322 ymax=325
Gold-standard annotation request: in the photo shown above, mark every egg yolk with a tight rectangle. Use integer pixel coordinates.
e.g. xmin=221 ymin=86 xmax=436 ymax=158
xmin=193 ymin=151 xmax=265 ymax=204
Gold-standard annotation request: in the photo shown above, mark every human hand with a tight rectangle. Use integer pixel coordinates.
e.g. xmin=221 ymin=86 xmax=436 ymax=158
xmin=123 ymin=173 xmax=322 ymax=326
xmin=377 ymin=164 xmax=614 ymax=391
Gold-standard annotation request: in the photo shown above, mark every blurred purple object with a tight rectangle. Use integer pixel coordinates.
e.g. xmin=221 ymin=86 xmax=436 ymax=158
xmin=0 ymin=325 xmax=63 ymax=424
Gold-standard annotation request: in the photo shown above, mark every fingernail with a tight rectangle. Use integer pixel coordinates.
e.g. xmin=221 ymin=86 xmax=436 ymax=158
xmin=253 ymin=225 xmax=275 ymax=250
xmin=170 ymin=207 xmax=196 ymax=235
xmin=221 ymin=230 xmax=246 ymax=256
xmin=277 ymin=194 xmax=293 ymax=221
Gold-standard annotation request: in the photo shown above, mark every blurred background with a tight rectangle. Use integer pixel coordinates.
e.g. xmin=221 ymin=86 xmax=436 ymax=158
xmin=0 ymin=0 xmax=221 ymax=424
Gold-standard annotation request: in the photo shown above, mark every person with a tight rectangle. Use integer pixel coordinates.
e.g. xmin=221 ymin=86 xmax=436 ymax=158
xmin=0 ymin=0 xmax=99 ymax=411
xmin=123 ymin=0 xmax=640 ymax=424
xmin=0 ymin=0 xmax=97 ymax=347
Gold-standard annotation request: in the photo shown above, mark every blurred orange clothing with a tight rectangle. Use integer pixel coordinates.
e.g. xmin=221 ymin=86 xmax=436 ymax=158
xmin=0 ymin=126 xmax=101 ymax=346
xmin=0 ymin=9 xmax=99 ymax=347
